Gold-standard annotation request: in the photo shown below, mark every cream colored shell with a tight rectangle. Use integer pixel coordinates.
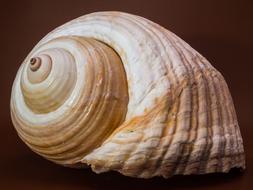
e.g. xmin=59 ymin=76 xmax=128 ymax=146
xmin=11 ymin=11 xmax=245 ymax=178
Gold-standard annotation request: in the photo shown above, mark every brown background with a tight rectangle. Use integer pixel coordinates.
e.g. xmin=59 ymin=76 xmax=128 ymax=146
xmin=0 ymin=0 xmax=253 ymax=189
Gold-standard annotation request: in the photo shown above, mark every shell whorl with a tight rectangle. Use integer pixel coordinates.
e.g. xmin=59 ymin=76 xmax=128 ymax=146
xmin=11 ymin=12 xmax=245 ymax=178
xmin=22 ymin=47 xmax=76 ymax=113
xmin=11 ymin=36 xmax=128 ymax=165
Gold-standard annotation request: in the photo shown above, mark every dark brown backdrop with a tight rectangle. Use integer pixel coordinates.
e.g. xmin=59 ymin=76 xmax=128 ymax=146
xmin=1 ymin=0 xmax=253 ymax=189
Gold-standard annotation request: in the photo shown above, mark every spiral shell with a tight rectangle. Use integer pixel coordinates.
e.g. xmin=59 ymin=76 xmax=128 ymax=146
xmin=11 ymin=11 xmax=245 ymax=178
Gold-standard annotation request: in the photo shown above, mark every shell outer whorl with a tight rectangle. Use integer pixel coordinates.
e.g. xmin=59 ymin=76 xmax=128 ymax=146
xmin=10 ymin=11 xmax=245 ymax=178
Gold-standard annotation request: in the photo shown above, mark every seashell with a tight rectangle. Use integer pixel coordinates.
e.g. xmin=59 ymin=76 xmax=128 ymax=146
xmin=10 ymin=11 xmax=245 ymax=178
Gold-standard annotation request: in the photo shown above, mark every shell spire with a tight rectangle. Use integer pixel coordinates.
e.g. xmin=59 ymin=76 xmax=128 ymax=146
xmin=11 ymin=11 xmax=245 ymax=178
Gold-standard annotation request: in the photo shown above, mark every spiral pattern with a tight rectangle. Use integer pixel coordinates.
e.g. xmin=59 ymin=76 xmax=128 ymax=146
xmin=11 ymin=12 xmax=245 ymax=178
xmin=11 ymin=36 xmax=128 ymax=165
xmin=22 ymin=48 xmax=76 ymax=113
